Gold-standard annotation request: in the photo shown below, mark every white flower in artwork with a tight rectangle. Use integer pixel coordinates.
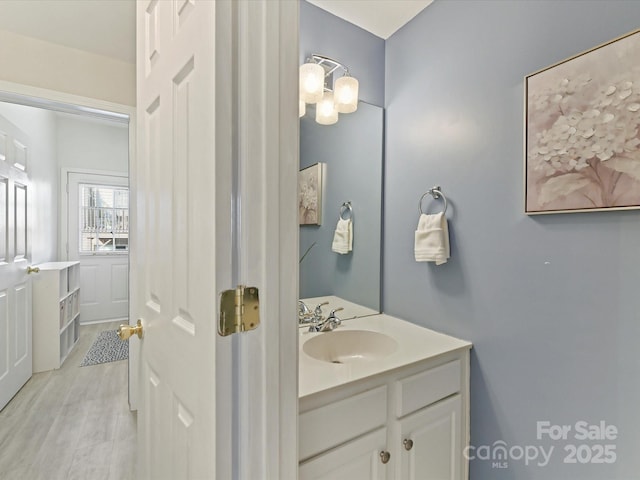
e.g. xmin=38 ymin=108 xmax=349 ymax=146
xmin=527 ymin=37 xmax=640 ymax=210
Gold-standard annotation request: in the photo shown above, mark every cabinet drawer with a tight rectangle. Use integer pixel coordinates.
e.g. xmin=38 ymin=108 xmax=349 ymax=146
xmin=395 ymin=360 xmax=461 ymax=417
xmin=299 ymin=385 xmax=387 ymax=461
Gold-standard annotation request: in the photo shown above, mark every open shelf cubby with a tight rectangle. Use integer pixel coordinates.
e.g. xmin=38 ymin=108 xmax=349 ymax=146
xmin=32 ymin=261 xmax=81 ymax=372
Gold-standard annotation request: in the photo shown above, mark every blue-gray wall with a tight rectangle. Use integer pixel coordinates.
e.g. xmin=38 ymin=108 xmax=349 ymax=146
xmin=384 ymin=1 xmax=640 ymax=479
xmin=300 ymin=0 xmax=385 ymax=106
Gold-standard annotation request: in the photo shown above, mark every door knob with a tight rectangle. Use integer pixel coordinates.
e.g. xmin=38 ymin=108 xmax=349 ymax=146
xmin=379 ymin=450 xmax=391 ymax=464
xmin=118 ymin=319 xmax=143 ymax=340
xmin=27 ymin=266 xmax=40 ymax=274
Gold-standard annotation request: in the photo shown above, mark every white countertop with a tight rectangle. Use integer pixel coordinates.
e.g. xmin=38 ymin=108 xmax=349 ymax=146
xmin=299 ymin=313 xmax=472 ymax=399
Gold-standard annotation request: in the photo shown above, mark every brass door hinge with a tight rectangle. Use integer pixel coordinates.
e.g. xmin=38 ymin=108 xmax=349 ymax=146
xmin=218 ymin=285 xmax=260 ymax=336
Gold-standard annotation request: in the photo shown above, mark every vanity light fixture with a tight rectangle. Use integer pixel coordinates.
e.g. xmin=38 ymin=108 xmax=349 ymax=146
xmin=299 ymin=54 xmax=359 ymax=125
xmin=316 ymin=91 xmax=338 ymax=125
xmin=299 ymin=61 xmax=325 ymax=104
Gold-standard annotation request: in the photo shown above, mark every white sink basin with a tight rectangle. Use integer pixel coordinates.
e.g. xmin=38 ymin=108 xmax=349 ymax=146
xmin=303 ymin=330 xmax=398 ymax=364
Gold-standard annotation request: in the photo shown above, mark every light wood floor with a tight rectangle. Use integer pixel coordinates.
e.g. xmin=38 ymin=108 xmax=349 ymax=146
xmin=0 ymin=321 xmax=136 ymax=480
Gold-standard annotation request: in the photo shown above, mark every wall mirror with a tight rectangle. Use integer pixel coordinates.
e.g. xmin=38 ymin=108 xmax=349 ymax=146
xmin=299 ymin=101 xmax=383 ymax=317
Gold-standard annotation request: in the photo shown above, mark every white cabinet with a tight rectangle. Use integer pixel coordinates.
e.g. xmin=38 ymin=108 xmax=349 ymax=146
xmin=396 ymin=395 xmax=462 ymax=480
xmin=299 ymin=352 xmax=469 ymax=480
xmin=32 ymin=261 xmax=81 ymax=372
xmin=300 ymin=428 xmax=388 ymax=480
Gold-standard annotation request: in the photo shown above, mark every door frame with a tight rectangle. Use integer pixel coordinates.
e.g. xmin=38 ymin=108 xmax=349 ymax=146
xmin=216 ymin=2 xmax=299 ymax=477
xmin=0 ymin=80 xmax=139 ymax=410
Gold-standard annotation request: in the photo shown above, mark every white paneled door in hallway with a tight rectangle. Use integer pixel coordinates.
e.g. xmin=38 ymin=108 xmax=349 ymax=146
xmin=0 ymin=114 xmax=32 ymax=410
xmin=66 ymin=171 xmax=129 ymax=323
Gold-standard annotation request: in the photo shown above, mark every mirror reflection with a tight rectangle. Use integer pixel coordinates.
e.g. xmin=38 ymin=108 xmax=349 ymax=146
xmin=299 ymin=101 xmax=383 ymax=316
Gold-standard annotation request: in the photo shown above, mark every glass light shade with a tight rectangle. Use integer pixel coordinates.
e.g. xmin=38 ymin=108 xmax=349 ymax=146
xmin=334 ymin=75 xmax=359 ymax=113
xmin=315 ymin=91 xmax=338 ymax=125
xmin=299 ymin=63 xmax=325 ymax=104
xmin=299 ymin=98 xmax=306 ymax=118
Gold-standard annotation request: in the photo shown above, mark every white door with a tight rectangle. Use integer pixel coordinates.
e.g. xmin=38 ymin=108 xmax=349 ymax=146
xmin=135 ymin=1 xmax=224 ymax=478
xmin=135 ymin=0 xmax=298 ymax=480
xmin=134 ymin=1 xmax=299 ymax=478
xmin=66 ymin=171 xmax=129 ymax=323
xmin=0 ymin=114 xmax=32 ymax=410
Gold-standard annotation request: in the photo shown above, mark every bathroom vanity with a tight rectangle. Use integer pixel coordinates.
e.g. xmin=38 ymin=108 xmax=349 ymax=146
xmin=299 ymin=314 xmax=471 ymax=480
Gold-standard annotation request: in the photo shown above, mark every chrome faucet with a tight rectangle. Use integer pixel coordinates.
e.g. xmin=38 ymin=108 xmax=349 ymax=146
xmin=308 ymin=307 xmax=344 ymax=332
xmin=298 ymin=300 xmax=328 ymax=325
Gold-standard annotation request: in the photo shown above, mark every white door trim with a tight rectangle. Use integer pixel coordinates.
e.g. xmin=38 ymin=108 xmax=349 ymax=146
xmin=0 ymin=81 xmax=139 ymax=411
xmin=225 ymin=1 xmax=299 ymax=478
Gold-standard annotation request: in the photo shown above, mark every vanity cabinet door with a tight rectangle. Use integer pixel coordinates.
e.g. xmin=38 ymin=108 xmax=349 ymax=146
xmin=397 ymin=394 xmax=462 ymax=480
xmin=299 ymin=428 xmax=389 ymax=480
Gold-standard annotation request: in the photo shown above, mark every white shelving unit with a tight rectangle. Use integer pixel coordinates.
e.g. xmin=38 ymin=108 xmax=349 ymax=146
xmin=32 ymin=261 xmax=81 ymax=372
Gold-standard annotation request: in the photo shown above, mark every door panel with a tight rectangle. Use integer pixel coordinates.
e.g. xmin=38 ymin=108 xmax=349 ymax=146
xmin=0 ymin=114 xmax=32 ymax=411
xmin=111 ymin=264 xmax=129 ymax=302
xmin=13 ymin=283 xmax=28 ymax=363
xmin=0 ymin=177 xmax=7 ymax=260
xmin=0 ymin=290 xmax=8 ymax=379
xmin=14 ymin=183 xmax=26 ymax=260
xmin=136 ymin=1 xmax=218 ymax=478
xmin=399 ymin=395 xmax=463 ymax=480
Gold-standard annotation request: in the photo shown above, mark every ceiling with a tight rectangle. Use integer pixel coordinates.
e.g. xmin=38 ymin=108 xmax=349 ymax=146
xmin=0 ymin=0 xmax=431 ymax=64
xmin=307 ymin=0 xmax=433 ymax=39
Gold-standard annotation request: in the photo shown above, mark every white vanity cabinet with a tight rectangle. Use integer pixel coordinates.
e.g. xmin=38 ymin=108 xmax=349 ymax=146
xmin=299 ymin=350 xmax=470 ymax=480
xmin=299 ymin=428 xmax=388 ymax=480
xmin=32 ymin=261 xmax=81 ymax=372
xmin=395 ymin=394 xmax=462 ymax=480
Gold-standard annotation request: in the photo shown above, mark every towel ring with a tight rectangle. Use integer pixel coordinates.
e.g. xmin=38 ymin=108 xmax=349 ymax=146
xmin=340 ymin=201 xmax=353 ymax=220
xmin=418 ymin=186 xmax=448 ymax=215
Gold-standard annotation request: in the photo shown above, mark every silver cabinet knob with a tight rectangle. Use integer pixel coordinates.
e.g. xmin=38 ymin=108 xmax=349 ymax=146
xmin=403 ymin=438 xmax=414 ymax=451
xmin=380 ymin=450 xmax=391 ymax=464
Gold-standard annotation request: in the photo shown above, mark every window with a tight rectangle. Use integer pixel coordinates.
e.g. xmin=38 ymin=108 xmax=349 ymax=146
xmin=79 ymin=184 xmax=129 ymax=253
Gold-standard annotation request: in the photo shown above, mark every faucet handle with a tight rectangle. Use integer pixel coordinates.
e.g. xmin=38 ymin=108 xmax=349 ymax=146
xmin=314 ymin=301 xmax=329 ymax=316
xmin=327 ymin=307 xmax=344 ymax=327
xmin=298 ymin=300 xmax=311 ymax=315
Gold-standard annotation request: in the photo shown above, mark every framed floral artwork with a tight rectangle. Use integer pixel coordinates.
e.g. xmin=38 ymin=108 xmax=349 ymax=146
xmin=525 ymin=29 xmax=640 ymax=214
xmin=298 ymin=163 xmax=324 ymax=225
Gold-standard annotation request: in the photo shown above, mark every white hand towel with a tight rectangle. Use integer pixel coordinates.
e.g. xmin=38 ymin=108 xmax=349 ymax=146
xmin=332 ymin=218 xmax=353 ymax=254
xmin=414 ymin=212 xmax=450 ymax=265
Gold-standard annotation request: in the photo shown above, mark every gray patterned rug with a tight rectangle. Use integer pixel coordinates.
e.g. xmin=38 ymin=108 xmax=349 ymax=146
xmin=80 ymin=330 xmax=128 ymax=367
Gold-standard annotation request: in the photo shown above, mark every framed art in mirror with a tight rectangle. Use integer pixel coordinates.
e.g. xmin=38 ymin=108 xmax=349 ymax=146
xmin=299 ymin=162 xmax=324 ymax=225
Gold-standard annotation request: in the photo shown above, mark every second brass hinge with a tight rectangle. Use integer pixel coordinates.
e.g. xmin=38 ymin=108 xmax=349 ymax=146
xmin=218 ymin=285 xmax=260 ymax=336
